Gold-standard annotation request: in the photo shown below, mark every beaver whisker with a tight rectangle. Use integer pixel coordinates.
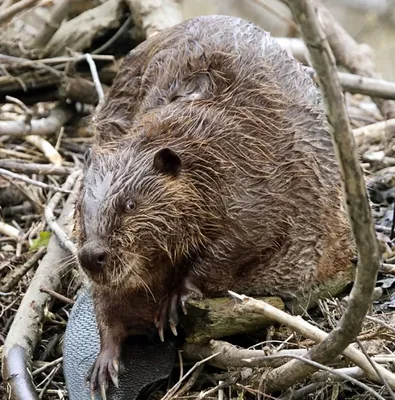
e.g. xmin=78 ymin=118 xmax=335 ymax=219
xmin=134 ymin=274 xmax=156 ymax=303
xmin=33 ymin=253 xmax=76 ymax=283
xmin=112 ymin=252 xmax=156 ymax=301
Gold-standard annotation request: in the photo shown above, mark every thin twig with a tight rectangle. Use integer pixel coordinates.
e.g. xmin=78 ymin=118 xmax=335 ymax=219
xmin=365 ymin=315 xmax=395 ymax=335
xmin=173 ymin=364 xmax=204 ymax=398
xmin=251 ymin=0 xmax=298 ymax=31
xmin=250 ymin=354 xmax=385 ymax=400
xmin=0 ymin=168 xmax=71 ymax=193
xmin=278 ymin=382 xmax=327 ymax=400
xmin=228 ymin=292 xmax=395 ymax=388
xmin=0 ymin=247 xmax=47 ymax=292
xmin=178 ymin=350 xmax=184 ymax=382
xmin=0 ymin=106 xmax=73 ymax=137
xmin=0 ymin=160 xmax=77 ymax=176
xmin=38 ymin=363 xmax=61 ymax=399
xmin=161 ymin=352 xmax=221 ymax=400
xmin=0 ymin=0 xmax=38 ymax=24
xmin=6 ymin=96 xmax=34 ymax=116
xmin=39 ymin=286 xmax=75 ymax=305
xmin=39 ymin=55 xmax=115 ymax=64
xmin=32 ymin=357 xmax=63 ymax=376
xmin=237 ymin=383 xmax=278 ymax=399
xmin=24 ymin=135 xmax=63 ymax=166
xmin=305 ymin=67 xmax=395 ymax=101
xmin=0 ymin=221 xmax=20 ymax=239
xmin=355 ymin=338 xmax=395 ymax=400
xmin=44 ymin=170 xmax=80 ymax=255
xmin=85 ymin=53 xmax=105 ymax=107
xmin=92 ymin=16 xmax=132 ymax=55
xmin=198 ymin=381 xmax=230 ymax=400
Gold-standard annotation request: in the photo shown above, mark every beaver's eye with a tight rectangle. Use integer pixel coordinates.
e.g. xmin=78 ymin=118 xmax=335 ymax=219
xmin=125 ymin=199 xmax=136 ymax=212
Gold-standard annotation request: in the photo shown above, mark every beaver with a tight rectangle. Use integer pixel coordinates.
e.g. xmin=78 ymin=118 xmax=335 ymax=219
xmin=75 ymin=15 xmax=354 ymax=398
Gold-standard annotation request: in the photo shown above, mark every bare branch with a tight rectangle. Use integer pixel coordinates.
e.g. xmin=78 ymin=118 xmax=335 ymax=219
xmin=317 ymin=3 xmax=395 ymax=118
xmin=228 ymin=292 xmax=395 ymax=388
xmin=0 ymin=0 xmax=38 ymax=24
xmin=0 ymin=247 xmax=47 ymax=293
xmin=30 ymin=0 xmax=71 ymax=50
xmin=44 ymin=170 xmax=80 ymax=255
xmin=305 ymin=67 xmax=395 ymax=101
xmin=0 ymin=160 xmax=76 ymax=176
xmin=353 ymin=119 xmax=395 ymax=147
xmin=125 ymin=0 xmax=183 ymax=39
xmin=24 ymin=135 xmax=63 ymax=166
xmin=0 ymin=106 xmax=73 ymax=137
xmin=85 ymin=53 xmax=105 ymax=108
xmin=0 ymin=221 xmax=20 ymax=238
xmin=0 ymin=167 xmax=71 ymax=193
xmin=257 ymin=354 xmax=386 ymax=400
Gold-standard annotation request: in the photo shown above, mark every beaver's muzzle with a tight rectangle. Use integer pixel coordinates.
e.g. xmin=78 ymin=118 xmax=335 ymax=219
xmin=78 ymin=241 xmax=107 ymax=275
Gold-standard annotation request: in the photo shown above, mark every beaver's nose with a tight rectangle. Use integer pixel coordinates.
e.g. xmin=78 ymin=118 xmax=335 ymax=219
xmin=78 ymin=241 xmax=107 ymax=273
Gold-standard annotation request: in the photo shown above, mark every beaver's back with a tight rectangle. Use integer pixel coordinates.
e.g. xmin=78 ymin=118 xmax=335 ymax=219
xmin=94 ymin=14 xmax=338 ymax=199
xmin=95 ymin=15 xmax=324 ymax=145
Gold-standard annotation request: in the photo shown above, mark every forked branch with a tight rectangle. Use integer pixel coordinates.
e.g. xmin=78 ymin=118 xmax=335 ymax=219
xmin=258 ymin=0 xmax=382 ymax=392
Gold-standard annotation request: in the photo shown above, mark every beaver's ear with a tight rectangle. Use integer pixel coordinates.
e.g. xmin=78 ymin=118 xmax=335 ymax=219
xmin=153 ymin=148 xmax=182 ymax=177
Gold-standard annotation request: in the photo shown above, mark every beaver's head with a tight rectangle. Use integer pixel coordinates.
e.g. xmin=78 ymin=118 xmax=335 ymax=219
xmin=75 ymin=133 xmax=221 ymax=290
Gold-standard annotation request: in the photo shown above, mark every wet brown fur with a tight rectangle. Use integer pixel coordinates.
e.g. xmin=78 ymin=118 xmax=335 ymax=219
xmin=75 ymin=15 xmax=354 ymax=339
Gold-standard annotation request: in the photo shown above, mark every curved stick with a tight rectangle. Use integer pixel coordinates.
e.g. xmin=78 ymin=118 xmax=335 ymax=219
xmin=258 ymin=0 xmax=382 ymax=393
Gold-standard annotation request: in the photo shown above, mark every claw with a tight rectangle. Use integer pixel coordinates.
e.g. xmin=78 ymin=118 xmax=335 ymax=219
xmin=113 ymin=358 xmax=119 ymax=374
xmin=110 ymin=373 xmax=119 ymax=389
xmin=155 ymin=277 xmax=203 ymax=341
xmin=155 ymin=296 xmax=169 ymax=341
xmin=100 ymin=383 xmax=107 ymax=400
xmin=109 ymin=359 xmax=119 ymax=388
xmin=169 ymin=321 xmax=178 ymax=336
xmin=158 ymin=326 xmax=165 ymax=342
xmin=154 ymin=313 xmax=160 ymax=329
xmin=180 ymin=299 xmax=188 ymax=315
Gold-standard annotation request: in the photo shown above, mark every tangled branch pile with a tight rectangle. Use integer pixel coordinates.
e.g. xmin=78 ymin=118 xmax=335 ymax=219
xmin=1 ymin=0 xmax=395 ymax=399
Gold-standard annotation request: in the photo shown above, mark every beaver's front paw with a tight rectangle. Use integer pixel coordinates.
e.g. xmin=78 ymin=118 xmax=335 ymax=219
xmin=154 ymin=277 xmax=203 ymax=341
xmin=88 ymin=347 xmax=121 ymax=400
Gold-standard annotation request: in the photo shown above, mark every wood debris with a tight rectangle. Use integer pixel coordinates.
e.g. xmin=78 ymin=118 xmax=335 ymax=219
xmin=1 ymin=0 xmax=395 ymax=399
